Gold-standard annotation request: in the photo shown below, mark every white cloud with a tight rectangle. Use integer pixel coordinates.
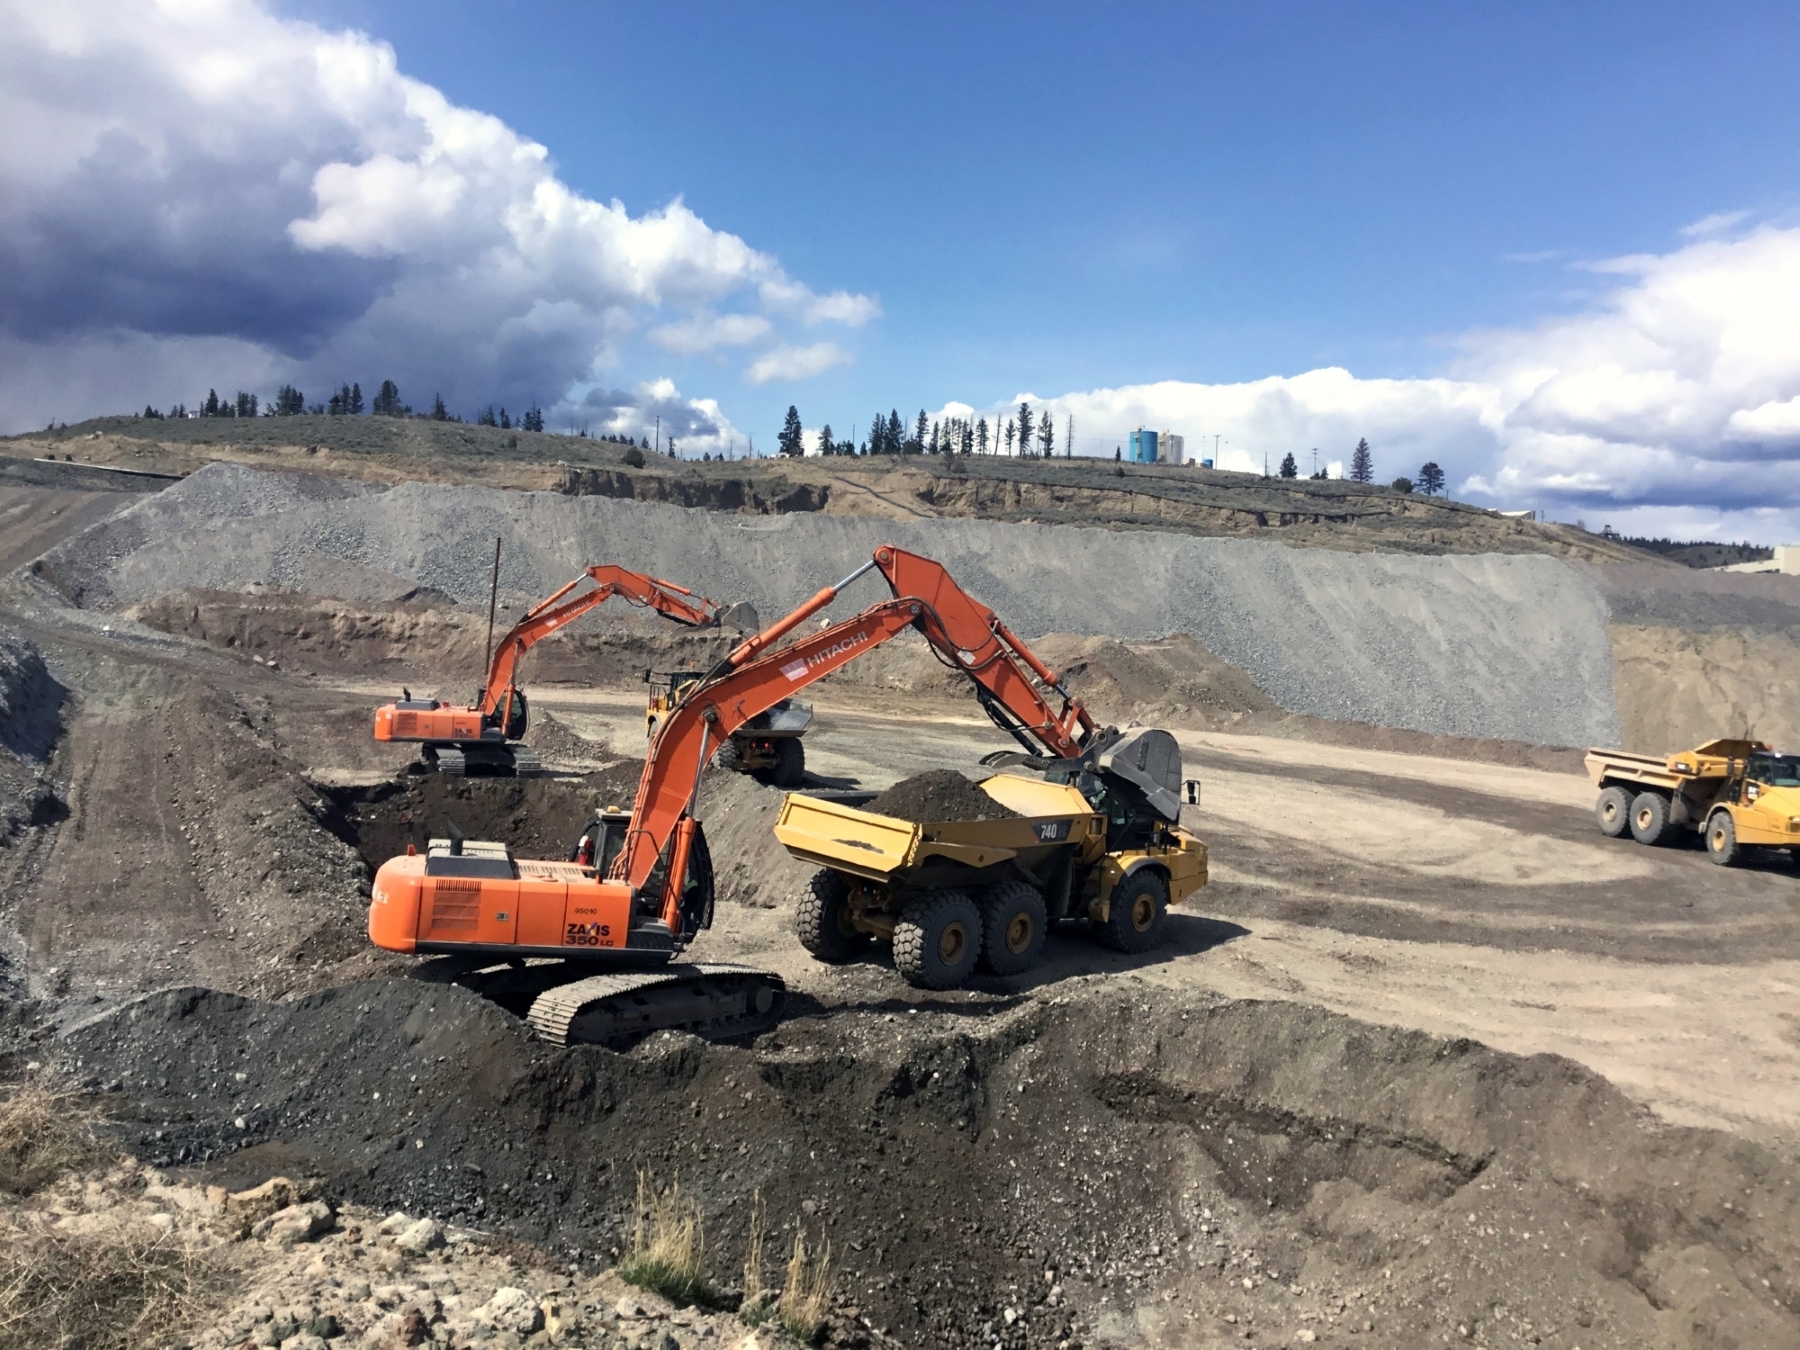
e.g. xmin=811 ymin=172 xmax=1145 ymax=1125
xmin=1680 ymin=209 xmax=1750 ymax=238
xmin=648 ymin=311 xmax=772 ymax=355
xmin=0 ymin=0 xmax=877 ymax=432
xmin=745 ymin=342 xmax=852 ymax=385
xmin=970 ymin=223 xmax=1800 ymax=540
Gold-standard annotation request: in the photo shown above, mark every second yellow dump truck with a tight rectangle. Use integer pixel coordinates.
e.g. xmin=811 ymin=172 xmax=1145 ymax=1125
xmin=774 ymin=729 xmax=1208 ymax=989
xmin=1585 ymin=738 xmax=1800 ymax=866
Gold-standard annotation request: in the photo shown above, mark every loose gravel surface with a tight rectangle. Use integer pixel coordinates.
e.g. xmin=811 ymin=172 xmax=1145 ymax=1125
xmin=40 ymin=464 xmax=1622 ymax=746
xmin=865 ymin=770 xmax=1022 ymax=823
xmin=52 ymin=976 xmax=1800 ymax=1350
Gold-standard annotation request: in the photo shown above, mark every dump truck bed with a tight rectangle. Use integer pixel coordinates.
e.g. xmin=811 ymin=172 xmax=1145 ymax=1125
xmin=773 ymin=775 xmax=1102 ymax=885
xmin=1587 ymin=738 xmax=1771 ymax=788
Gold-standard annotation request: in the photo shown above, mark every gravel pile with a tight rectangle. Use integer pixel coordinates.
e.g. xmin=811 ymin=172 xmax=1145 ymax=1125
xmin=43 ymin=464 xmax=1624 ymax=745
xmin=865 ymin=770 xmax=1020 ymax=823
xmin=0 ymin=630 xmax=65 ymax=845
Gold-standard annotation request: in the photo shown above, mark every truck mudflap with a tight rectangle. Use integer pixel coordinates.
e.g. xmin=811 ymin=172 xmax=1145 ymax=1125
xmin=525 ymin=962 xmax=787 ymax=1047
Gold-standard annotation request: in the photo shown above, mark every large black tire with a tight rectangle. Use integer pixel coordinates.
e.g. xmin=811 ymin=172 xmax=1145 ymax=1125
xmin=1706 ymin=812 xmax=1742 ymax=867
xmin=770 ymin=736 xmax=806 ymax=788
xmin=1099 ymin=870 xmax=1169 ymax=953
xmin=1629 ymin=791 xmax=1671 ymax=846
xmin=978 ymin=880 xmax=1047 ymax=976
xmin=714 ymin=738 xmax=744 ymax=773
xmin=893 ymin=891 xmax=983 ymax=990
xmin=794 ymin=869 xmax=870 ymax=963
xmin=1595 ymin=786 xmax=1632 ymax=838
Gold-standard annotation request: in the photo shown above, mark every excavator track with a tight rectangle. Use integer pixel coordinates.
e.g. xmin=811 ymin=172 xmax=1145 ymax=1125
xmin=525 ymin=963 xmax=787 ymax=1047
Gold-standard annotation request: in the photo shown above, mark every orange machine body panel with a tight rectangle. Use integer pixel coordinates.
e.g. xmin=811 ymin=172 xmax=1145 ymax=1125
xmin=373 ymin=704 xmax=487 ymax=744
xmin=369 ymin=854 xmax=633 ymax=956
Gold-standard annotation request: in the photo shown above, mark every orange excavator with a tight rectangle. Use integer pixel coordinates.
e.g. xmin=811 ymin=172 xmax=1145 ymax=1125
xmin=372 ymin=564 xmax=741 ymax=777
xmin=368 ymin=546 xmax=1197 ymax=1044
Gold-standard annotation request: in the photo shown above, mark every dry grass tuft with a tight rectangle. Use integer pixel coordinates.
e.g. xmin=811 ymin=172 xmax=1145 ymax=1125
xmin=779 ymin=1227 xmax=833 ymax=1342
xmin=0 ymin=1212 xmax=219 ymax=1350
xmin=618 ymin=1171 xmax=711 ymax=1307
xmin=0 ymin=1080 xmax=105 ymax=1196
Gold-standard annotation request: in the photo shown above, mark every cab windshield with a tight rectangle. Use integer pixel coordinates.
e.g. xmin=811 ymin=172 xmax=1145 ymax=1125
xmin=1747 ymin=754 xmax=1800 ymax=788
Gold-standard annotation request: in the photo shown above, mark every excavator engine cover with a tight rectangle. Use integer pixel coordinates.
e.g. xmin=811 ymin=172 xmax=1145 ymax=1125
xmin=1098 ymin=728 xmax=1184 ymax=822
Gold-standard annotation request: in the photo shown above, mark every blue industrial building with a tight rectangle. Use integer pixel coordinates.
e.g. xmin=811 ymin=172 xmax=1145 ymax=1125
xmin=1129 ymin=428 xmax=1159 ymax=463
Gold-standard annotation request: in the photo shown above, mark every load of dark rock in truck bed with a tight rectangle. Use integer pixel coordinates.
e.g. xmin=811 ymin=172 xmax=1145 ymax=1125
xmin=865 ymin=769 xmax=1022 ymax=823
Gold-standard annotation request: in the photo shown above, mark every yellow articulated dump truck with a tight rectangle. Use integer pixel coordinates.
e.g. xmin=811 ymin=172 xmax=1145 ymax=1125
xmin=1585 ymin=738 xmax=1800 ymax=866
xmin=773 ymin=729 xmax=1207 ymax=989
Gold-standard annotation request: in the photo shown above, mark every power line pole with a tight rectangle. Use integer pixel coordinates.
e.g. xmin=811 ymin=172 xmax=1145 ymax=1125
xmin=1067 ymin=415 xmax=1074 ymax=459
xmin=654 ymin=414 xmax=660 ymax=456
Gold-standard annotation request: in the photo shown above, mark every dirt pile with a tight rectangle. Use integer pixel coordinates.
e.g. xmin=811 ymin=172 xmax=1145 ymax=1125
xmin=43 ymin=462 xmax=1624 ymax=746
xmin=0 ymin=630 xmax=66 ymax=847
xmin=322 ymin=765 xmax=646 ymax=876
xmin=54 ymin=977 xmax=1800 ymax=1350
xmin=866 ymin=771 xmax=1021 ymax=823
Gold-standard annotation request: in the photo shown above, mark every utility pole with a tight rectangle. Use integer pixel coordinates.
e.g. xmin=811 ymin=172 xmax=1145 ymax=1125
xmin=1067 ymin=415 xmax=1074 ymax=459
xmin=1215 ymin=434 xmax=1221 ymax=464
xmin=654 ymin=415 xmax=660 ymax=456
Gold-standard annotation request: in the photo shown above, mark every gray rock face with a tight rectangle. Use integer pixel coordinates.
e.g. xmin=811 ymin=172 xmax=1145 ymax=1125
xmin=41 ymin=462 xmax=1625 ymax=746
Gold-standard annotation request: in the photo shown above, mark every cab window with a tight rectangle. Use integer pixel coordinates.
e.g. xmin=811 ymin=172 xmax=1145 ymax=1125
xmin=1748 ymin=754 xmax=1800 ymax=788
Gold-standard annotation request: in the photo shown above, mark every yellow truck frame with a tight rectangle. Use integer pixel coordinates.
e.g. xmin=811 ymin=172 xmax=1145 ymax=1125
xmin=774 ymin=768 xmax=1206 ymax=989
xmin=1585 ymin=738 xmax=1800 ymax=866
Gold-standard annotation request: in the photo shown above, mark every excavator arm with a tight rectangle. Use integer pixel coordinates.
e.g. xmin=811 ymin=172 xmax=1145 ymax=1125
xmin=619 ymin=545 xmax=1099 ymax=929
xmin=476 ymin=566 xmax=724 ymax=720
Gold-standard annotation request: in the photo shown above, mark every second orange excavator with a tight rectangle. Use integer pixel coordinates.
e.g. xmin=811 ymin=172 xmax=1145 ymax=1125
xmin=372 ymin=563 xmax=742 ymax=776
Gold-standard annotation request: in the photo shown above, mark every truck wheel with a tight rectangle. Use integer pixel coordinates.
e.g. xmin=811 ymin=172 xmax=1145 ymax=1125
xmin=1100 ymin=870 xmax=1169 ymax=953
xmin=1706 ymin=813 xmax=1742 ymax=867
xmin=893 ymin=891 xmax=982 ymax=989
xmin=770 ymin=737 xmax=806 ymax=788
xmin=714 ymin=738 xmax=743 ymax=773
xmin=978 ymin=880 xmax=1047 ymax=976
xmin=1595 ymin=786 xmax=1631 ymax=838
xmin=1629 ymin=792 xmax=1670 ymax=845
xmin=794 ymin=869 xmax=869 ymax=962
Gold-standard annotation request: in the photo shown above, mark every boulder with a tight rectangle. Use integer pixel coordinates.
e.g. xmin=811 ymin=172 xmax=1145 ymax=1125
xmin=479 ymin=1287 xmax=545 ymax=1336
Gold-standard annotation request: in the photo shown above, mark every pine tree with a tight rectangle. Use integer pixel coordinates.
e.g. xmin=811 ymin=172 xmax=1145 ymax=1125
xmin=779 ymin=405 xmax=805 ymax=456
xmin=350 ymin=382 xmax=364 ymax=415
xmin=372 ymin=380 xmax=402 ymax=416
xmin=499 ymin=408 xmax=511 ymax=430
xmin=1004 ymin=419 xmax=1015 ymax=456
xmin=1350 ymin=438 xmax=1374 ymax=483
xmin=1279 ymin=452 xmax=1298 ymax=478
xmin=523 ymin=405 xmax=544 ymax=433
xmin=976 ymin=418 xmax=989 ymax=455
xmin=817 ymin=422 xmax=834 ymax=456
xmin=963 ymin=421 xmax=975 ymax=455
xmin=1017 ymin=403 xmax=1034 ymax=458
xmin=910 ymin=409 xmax=928 ymax=454
xmin=887 ymin=410 xmax=904 ymax=455
xmin=1418 ymin=461 xmax=1446 ymax=496
xmin=478 ymin=406 xmax=497 ymax=427
xmin=203 ymin=389 xmax=220 ymax=417
xmin=274 ymin=385 xmax=304 ymax=416
xmin=1039 ymin=416 xmax=1054 ymax=457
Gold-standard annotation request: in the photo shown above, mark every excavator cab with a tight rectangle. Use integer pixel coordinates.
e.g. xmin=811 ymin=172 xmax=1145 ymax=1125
xmin=498 ymin=688 xmax=528 ymax=740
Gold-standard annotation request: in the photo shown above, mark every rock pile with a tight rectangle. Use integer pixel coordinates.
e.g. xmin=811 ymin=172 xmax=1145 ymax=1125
xmin=864 ymin=770 xmax=1021 ymax=823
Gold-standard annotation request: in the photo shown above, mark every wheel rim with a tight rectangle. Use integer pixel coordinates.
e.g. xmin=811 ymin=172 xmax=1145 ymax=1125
xmin=1005 ymin=912 xmax=1035 ymax=954
xmin=835 ymin=905 xmax=860 ymax=939
xmin=938 ymin=922 xmax=968 ymax=964
xmin=1636 ymin=807 xmax=1653 ymax=830
xmin=1601 ymin=801 xmax=1619 ymax=823
xmin=1130 ymin=894 xmax=1156 ymax=931
xmin=1711 ymin=823 xmax=1728 ymax=851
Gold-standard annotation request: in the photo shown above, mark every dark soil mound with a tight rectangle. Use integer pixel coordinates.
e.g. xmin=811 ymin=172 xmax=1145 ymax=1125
xmin=866 ymin=769 xmax=1020 ymax=823
xmin=321 ymin=761 xmax=646 ymax=871
xmin=58 ymin=980 xmax=1800 ymax=1350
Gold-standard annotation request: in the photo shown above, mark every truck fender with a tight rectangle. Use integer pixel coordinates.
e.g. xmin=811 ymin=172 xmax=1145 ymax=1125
xmin=1088 ymin=858 xmax=1168 ymax=923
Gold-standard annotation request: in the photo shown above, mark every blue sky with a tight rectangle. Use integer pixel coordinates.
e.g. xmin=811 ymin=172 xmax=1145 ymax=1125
xmin=8 ymin=1 xmax=1800 ymax=537
xmin=288 ymin=1 xmax=1800 ymax=443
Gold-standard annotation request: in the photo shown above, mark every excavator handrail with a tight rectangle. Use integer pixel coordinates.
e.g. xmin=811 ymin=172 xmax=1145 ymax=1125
xmin=612 ymin=546 xmax=1101 ymax=931
xmin=476 ymin=565 xmax=724 ymax=720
